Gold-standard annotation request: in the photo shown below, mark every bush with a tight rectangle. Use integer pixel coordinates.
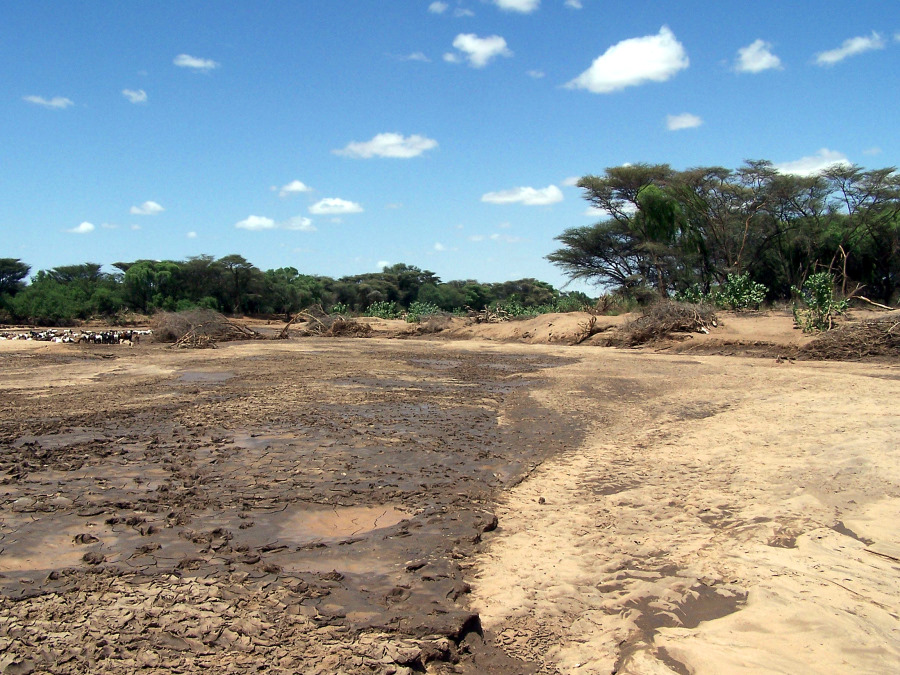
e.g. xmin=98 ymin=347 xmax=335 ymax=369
xmin=406 ymin=301 xmax=442 ymax=323
xmin=716 ymin=273 xmax=767 ymax=311
xmin=330 ymin=302 xmax=350 ymax=315
xmin=792 ymin=272 xmax=848 ymax=332
xmin=607 ymin=300 xmax=717 ymax=346
xmin=364 ymin=300 xmax=401 ymax=319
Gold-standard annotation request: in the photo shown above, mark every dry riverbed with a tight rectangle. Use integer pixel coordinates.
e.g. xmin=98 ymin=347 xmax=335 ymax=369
xmin=1 ymin=318 xmax=898 ymax=674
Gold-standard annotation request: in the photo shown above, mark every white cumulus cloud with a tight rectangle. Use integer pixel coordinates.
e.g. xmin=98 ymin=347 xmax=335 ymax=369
xmin=130 ymin=201 xmax=165 ymax=216
xmin=666 ymin=113 xmax=703 ymax=131
xmin=565 ymin=0 xmax=583 ymax=8
xmin=235 ymin=215 xmax=316 ymax=232
xmin=566 ymin=26 xmax=688 ymax=93
xmin=815 ymin=32 xmax=885 ymax=66
xmin=68 ymin=222 xmax=95 ymax=234
xmin=173 ymin=54 xmax=219 ymax=71
xmin=774 ymin=149 xmax=851 ymax=176
xmin=429 ymin=1 xmax=448 ymax=13
xmin=235 ymin=215 xmax=276 ymax=231
xmin=309 ymin=198 xmax=363 ymax=215
xmin=278 ymin=180 xmax=313 ymax=197
xmin=493 ymin=0 xmax=540 ymax=13
xmin=735 ymin=39 xmax=782 ymax=73
xmin=481 ymin=185 xmax=564 ymax=206
xmin=122 ymin=89 xmax=148 ymax=103
xmin=334 ymin=133 xmax=438 ymax=159
xmin=282 ymin=216 xmax=316 ymax=231
xmin=23 ymin=95 xmax=74 ymax=109
xmin=448 ymin=34 xmax=512 ymax=68
xmin=187 ymin=231 xmax=198 ymax=239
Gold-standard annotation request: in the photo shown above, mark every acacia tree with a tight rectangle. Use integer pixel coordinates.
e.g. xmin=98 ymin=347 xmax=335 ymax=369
xmin=549 ymin=160 xmax=900 ymax=304
xmin=0 ymin=259 xmax=30 ymax=296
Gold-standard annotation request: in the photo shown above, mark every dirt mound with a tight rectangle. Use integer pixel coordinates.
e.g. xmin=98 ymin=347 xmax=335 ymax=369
xmin=801 ymin=317 xmax=900 ymax=360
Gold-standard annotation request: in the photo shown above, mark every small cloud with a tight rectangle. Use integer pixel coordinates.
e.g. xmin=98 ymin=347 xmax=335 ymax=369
xmin=101 ymin=223 xmax=118 ymax=230
xmin=187 ymin=231 xmax=198 ymax=239
xmin=774 ymin=148 xmax=851 ymax=176
xmin=566 ymin=26 xmax=688 ymax=94
xmin=385 ymin=203 xmax=403 ymax=210
xmin=429 ymin=1 xmax=448 ymax=13
xmin=468 ymin=234 xmax=486 ymax=242
xmin=282 ymin=216 xmax=316 ymax=232
xmin=493 ymin=0 xmax=540 ymax=12
xmin=666 ymin=112 xmax=703 ymax=130
xmin=68 ymin=222 xmax=95 ymax=234
xmin=122 ymin=88 xmax=148 ymax=103
xmin=735 ymin=39 xmax=782 ymax=73
xmin=310 ymin=198 xmax=363 ymax=215
xmin=490 ymin=233 xmax=522 ymax=243
xmin=448 ymin=33 xmax=512 ymax=68
xmin=234 ymin=215 xmax=315 ymax=232
xmin=23 ymin=95 xmax=74 ymax=109
xmin=443 ymin=52 xmax=462 ymax=64
xmin=278 ymin=180 xmax=313 ymax=197
xmin=130 ymin=224 xmax=141 ymax=231
xmin=173 ymin=53 xmax=219 ymax=71
xmin=402 ymin=52 xmax=431 ymax=62
xmin=455 ymin=8 xmax=475 ymax=17
xmin=481 ymin=185 xmax=563 ymax=206
xmin=130 ymin=201 xmax=165 ymax=216
xmin=334 ymin=132 xmax=438 ymax=159
xmin=815 ymin=32 xmax=885 ymax=66
xmin=527 ymin=69 xmax=545 ymax=78
xmin=562 ymin=176 xmax=581 ymax=187
xmin=376 ymin=260 xmax=391 ymax=269
xmin=434 ymin=242 xmax=447 ymax=251
xmin=235 ymin=215 xmax=276 ymax=231
xmin=863 ymin=146 xmax=882 ymax=156
xmin=565 ymin=0 xmax=583 ymax=7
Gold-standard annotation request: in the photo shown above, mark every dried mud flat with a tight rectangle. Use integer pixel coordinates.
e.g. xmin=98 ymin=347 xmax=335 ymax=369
xmin=1 ymin=328 xmax=899 ymax=674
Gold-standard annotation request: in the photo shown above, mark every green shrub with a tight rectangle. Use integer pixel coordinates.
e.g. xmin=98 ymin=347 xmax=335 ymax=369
xmin=792 ymin=272 xmax=848 ymax=332
xmin=406 ymin=301 xmax=442 ymax=323
xmin=363 ymin=300 xmax=401 ymax=319
xmin=330 ymin=302 xmax=350 ymax=315
xmin=715 ymin=273 xmax=767 ymax=311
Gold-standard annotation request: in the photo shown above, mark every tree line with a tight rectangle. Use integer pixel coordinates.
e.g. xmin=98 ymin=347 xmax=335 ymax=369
xmin=0 ymin=255 xmax=591 ymax=325
xmin=548 ymin=161 xmax=900 ymax=305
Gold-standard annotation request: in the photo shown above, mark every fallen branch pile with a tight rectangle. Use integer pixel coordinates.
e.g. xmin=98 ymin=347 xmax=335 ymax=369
xmin=801 ymin=318 xmax=900 ymax=360
xmin=466 ymin=306 xmax=512 ymax=323
xmin=606 ymin=301 xmax=718 ymax=347
xmin=151 ymin=310 xmax=264 ymax=349
xmin=280 ymin=307 xmax=372 ymax=338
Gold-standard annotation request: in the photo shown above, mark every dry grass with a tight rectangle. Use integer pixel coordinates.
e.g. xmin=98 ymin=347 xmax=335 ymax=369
xmin=606 ymin=301 xmax=718 ymax=347
xmin=801 ymin=318 xmax=900 ymax=360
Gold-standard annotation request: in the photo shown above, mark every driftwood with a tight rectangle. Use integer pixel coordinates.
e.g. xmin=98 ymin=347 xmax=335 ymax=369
xmin=152 ymin=310 xmax=264 ymax=349
xmin=850 ymin=295 xmax=896 ymax=311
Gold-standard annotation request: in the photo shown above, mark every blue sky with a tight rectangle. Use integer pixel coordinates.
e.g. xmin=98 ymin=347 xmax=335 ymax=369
xmin=3 ymin=1 xmax=898 ymax=291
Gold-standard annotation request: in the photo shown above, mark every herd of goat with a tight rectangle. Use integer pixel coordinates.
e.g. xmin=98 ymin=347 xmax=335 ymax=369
xmin=0 ymin=329 xmax=153 ymax=345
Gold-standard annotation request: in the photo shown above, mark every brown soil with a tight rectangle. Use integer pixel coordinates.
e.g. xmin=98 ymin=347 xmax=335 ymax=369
xmin=1 ymin=312 xmax=898 ymax=674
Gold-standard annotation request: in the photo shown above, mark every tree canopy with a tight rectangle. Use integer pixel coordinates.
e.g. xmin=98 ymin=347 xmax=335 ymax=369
xmin=548 ymin=161 xmax=900 ymax=303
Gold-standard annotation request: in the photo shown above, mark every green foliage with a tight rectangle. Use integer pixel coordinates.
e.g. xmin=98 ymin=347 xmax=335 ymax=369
xmin=715 ymin=273 xmax=768 ymax=311
xmin=552 ymin=160 xmax=900 ymax=305
xmin=363 ymin=300 xmax=401 ymax=319
xmin=330 ymin=302 xmax=350 ymax=315
xmin=405 ymin=301 xmax=442 ymax=323
xmin=792 ymin=272 xmax=848 ymax=332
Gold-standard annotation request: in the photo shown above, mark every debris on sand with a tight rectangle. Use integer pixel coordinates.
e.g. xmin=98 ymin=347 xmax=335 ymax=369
xmin=801 ymin=318 xmax=900 ymax=360
xmin=151 ymin=310 xmax=265 ymax=349
xmin=605 ymin=301 xmax=717 ymax=347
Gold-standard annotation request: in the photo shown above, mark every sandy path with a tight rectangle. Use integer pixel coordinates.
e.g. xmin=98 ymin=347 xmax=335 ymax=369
xmin=470 ymin=350 xmax=900 ymax=674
